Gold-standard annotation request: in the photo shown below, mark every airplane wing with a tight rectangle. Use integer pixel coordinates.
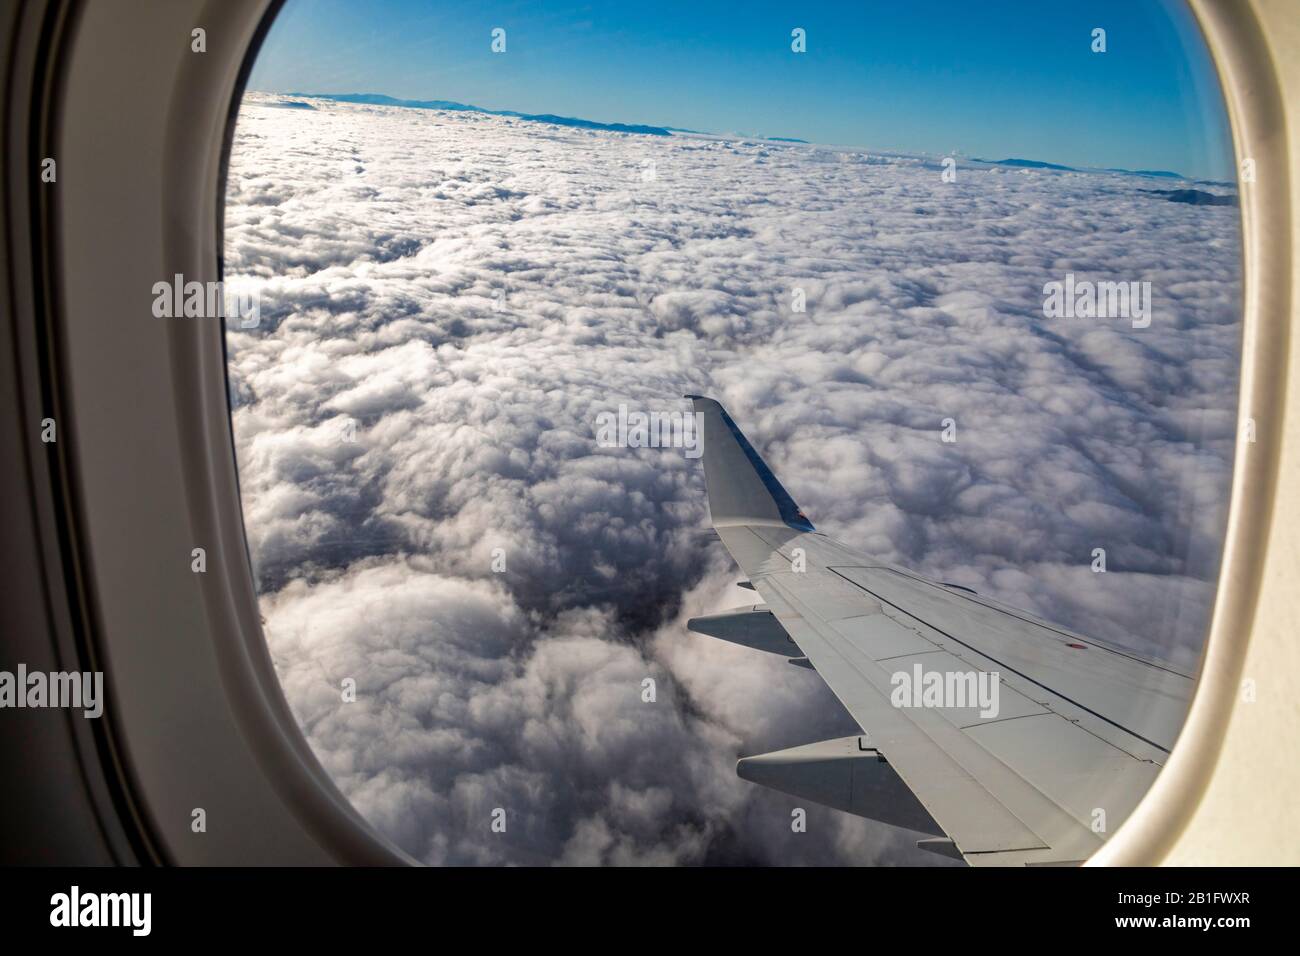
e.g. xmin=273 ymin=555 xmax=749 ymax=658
xmin=685 ymin=396 xmax=1195 ymax=866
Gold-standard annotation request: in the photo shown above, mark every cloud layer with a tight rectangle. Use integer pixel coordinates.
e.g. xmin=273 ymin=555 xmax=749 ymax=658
xmin=224 ymin=93 xmax=1241 ymax=864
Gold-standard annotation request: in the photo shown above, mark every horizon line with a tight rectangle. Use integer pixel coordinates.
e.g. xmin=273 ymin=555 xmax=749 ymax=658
xmin=248 ymin=88 xmax=1230 ymax=184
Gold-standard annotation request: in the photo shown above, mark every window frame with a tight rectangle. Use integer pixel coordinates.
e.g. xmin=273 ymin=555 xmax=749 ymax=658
xmin=11 ymin=0 xmax=1292 ymax=865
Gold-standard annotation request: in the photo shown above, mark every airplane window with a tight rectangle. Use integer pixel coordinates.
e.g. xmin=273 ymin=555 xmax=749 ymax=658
xmin=223 ymin=0 xmax=1241 ymax=865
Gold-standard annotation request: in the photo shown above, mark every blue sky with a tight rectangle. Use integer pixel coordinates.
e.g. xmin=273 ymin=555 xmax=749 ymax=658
xmin=248 ymin=0 xmax=1235 ymax=181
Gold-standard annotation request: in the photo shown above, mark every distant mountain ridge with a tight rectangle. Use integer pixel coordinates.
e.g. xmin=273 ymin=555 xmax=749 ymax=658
xmin=1141 ymin=188 xmax=1238 ymax=207
xmin=287 ymin=92 xmax=673 ymax=137
xmin=977 ymin=157 xmax=1199 ymax=181
xmin=978 ymin=157 xmax=1077 ymax=171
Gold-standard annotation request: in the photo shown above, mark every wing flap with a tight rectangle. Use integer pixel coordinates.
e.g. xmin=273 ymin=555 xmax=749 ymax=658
xmin=829 ymin=567 xmax=1192 ymax=747
xmin=759 ymin=568 xmax=1074 ymax=856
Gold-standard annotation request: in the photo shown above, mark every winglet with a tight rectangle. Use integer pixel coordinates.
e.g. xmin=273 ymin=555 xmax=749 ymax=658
xmin=686 ymin=396 xmax=814 ymax=532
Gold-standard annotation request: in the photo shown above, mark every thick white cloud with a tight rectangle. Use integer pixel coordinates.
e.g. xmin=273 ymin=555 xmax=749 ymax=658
xmin=224 ymin=93 xmax=1241 ymax=864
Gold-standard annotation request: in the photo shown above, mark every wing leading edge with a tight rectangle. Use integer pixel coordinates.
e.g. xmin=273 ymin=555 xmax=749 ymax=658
xmin=685 ymin=396 xmax=1194 ymax=866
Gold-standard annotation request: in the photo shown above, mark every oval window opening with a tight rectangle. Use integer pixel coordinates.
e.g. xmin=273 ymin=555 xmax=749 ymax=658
xmin=224 ymin=0 xmax=1242 ymax=865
